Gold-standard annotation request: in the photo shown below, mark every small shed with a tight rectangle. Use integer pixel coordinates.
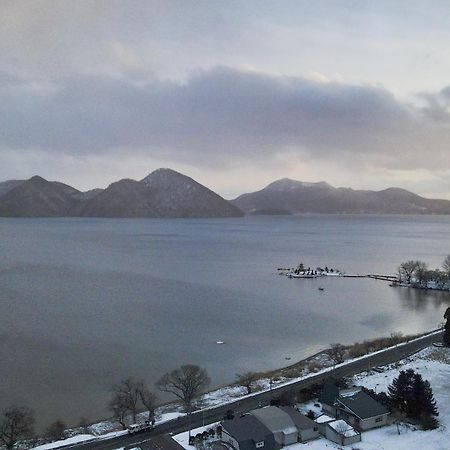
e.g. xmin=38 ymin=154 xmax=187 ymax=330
xmin=325 ymin=419 xmax=361 ymax=447
xmin=314 ymin=413 xmax=335 ymax=435
xmin=250 ymin=406 xmax=297 ymax=447
xmin=221 ymin=415 xmax=276 ymax=450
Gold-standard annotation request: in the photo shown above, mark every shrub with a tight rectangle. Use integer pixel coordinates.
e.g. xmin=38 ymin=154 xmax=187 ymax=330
xmin=46 ymin=420 xmax=67 ymax=441
xmin=307 ymin=362 xmax=321 ymax=373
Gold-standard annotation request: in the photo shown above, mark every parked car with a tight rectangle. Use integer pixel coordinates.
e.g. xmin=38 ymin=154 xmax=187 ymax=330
xmin=127 ymin=420 xmax=154 ymax=434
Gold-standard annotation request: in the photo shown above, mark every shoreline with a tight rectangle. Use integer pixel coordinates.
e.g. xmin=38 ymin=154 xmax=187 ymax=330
xmin=30 ymin=328 xmax=444 ymax=450
xmin=51 ymin=328 xmax=443 ymax=442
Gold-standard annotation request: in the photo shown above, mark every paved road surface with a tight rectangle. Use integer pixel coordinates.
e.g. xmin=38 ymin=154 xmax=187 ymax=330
xmin=60 ymin=330 xmax=443 ymax=450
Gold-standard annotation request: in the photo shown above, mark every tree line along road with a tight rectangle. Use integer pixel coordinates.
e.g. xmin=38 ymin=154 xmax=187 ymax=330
xmin=62 ymin=330 xmax=443 ymax=450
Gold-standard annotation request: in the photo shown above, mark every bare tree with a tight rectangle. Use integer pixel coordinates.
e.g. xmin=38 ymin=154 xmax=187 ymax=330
xmin=326 ymin=343 xmax=346 ymax=365
xmin=138 ymin=384 xmax=158 ymax=423
xmin=108 ymin=393 xmax=129 ymax=429
xmin=0 ymin=406 xmax=35 ymax=450
xmin=334 ymin=420 xmax=351 ymax=445
xmin=156 ymin=365 xmax=210 ymax=412
xmin=112 ymin=378 xmax=142 ymax=423
xmin=236 ymin=372 xmax=258 ymax=394
xmin=443 ymin=255 xmax=450 ymax=277
xmin=398 ymin=260 xmax=420 ymax=284
xmin=414 ymin=261 xmax=429 ymax=286
xmin=334 ymin=420 xmax=350 ymax=434
xmin=156 ymin=365 xmax=210 ymax=437
xmin=391 ymin=410 xmax=406 ymax=435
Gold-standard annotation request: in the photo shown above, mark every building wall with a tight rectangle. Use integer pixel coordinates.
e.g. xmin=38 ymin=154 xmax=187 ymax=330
xmin=359 ymin=414 xmax=389 ymax=431
xmin=221 ymin=432 xmax=240 ymax=450
xmin=281 ymin=430 xmax=297 ymax=446
xmin=324 ymin=427 xmax=361 ymax=447
xmin=337 ymin=408 xmax=389 ymax=432
xmin=298 ymin=428 xmax=320 ymax=442
xmin=272 ymin=431 xmax=284 ymax=448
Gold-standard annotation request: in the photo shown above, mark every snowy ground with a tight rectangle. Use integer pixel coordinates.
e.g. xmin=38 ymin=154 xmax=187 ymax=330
xmin=300 ymin=346 xmax=450 ymax=450
xmin=174 ymin=346 xmax=450 ymax=450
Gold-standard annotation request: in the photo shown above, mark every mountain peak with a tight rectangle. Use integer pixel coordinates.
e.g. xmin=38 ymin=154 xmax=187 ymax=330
xmin=28 ymin=175 xmax=48 ymax=184
xmin=141 ymin=168 xmax=184 ymax=183
xmin=265 ymin=178 xmax=332 ymax=192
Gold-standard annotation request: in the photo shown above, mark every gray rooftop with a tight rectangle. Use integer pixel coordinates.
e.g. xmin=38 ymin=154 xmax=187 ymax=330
xmin=138 ymin=435 xmax=185 ymax=450
xmin=337 ymin=391 xmax=389 ymax=420
xmin=222 ymin=415 xmax=272 ymax=443
xmin=250 ymin=406 xmax=297 ymax=435
xmin=279 ymin=407 xmax=316 ymax=430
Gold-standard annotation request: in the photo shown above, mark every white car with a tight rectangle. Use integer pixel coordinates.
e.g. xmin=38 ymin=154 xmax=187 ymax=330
xmin=127 ymin=421 xmax=154 ymax=434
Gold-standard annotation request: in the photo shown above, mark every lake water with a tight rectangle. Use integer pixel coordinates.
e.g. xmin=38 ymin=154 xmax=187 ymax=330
xmin=1 ymin=215 xmax=450 ymax=429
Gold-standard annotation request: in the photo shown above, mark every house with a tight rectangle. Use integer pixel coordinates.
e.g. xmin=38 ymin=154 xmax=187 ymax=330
xmin=324 ymin=419 xmax=361 ymax=447
xmin=221 ymin=414 xmax=276 ymax=450
xmin=279 ymin=407 xmax=320 ymax=442
xmin=335 ymin=390 xmax=390 ymax=431
xmin=250 ymin=406 xmax=298 ymax=447
xmin=319 ymin=382 xmax=390 ymax=431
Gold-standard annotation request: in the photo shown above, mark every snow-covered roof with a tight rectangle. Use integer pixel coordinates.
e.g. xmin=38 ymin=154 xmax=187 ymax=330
xmin=339 ymin=387 xmax=362 ymax=397
xmin=315 ymin=414 xmax=335 ymax=424
xmin=328 ymin=420 xmax=360 ymax=437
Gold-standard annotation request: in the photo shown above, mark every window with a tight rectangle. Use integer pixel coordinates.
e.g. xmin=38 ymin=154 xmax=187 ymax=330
xmin=313 ymin=427 xmax=318 ymax=432
xmin=375 ymin=417 xmax=383 ymax=423
xmin=256 ymin=442 xmax=265 ymax=448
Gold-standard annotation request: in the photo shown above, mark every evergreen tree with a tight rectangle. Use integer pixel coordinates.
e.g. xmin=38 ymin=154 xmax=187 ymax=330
xmin=388 ymin=369 xmax=438 ymax=428
xmin=419 ymin=378 xmax=439 ymax=419
xmin=361 ymin=387 xmax=391 ymax=410
xmin=443 ymin=310 xmax=450 ymax=347
xmin=388 ymin=369 xmax=414 ymax=414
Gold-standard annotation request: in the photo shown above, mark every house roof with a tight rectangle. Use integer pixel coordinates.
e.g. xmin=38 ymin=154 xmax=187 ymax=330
xmin=222 ymin=415 xmax=272 ymax=443
xmin=319 ymin=380 xmax=340 ymax=406
xmin=250 ymin=406 xmax=297 ymax=435
xmin=138 ymin=435 xmax=186 ymax=450
xmin=337 ymin=391 xmax=389 ymax=420
xmin=279 ymin=407 xmax=316 ymax=430
xmin=315 ymin=414 xmax=335 ymax=424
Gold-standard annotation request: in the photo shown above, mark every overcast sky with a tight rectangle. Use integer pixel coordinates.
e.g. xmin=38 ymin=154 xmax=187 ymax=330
xmin=1 ymin=0 xmax=450 ymax=198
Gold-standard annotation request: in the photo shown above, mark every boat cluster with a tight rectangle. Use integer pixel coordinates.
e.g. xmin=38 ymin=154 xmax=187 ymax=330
xmin=277 ymin=263 xmax=342 ymax=278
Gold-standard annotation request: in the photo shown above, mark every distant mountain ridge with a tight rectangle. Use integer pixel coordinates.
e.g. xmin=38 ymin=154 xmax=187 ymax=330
xmin=0 ymin=169 xmax=243 ymax=218
xmin=231 ymin=178 xmax=450 ymax=215
xmin=2 ymin=173 xmax=450 ymax=217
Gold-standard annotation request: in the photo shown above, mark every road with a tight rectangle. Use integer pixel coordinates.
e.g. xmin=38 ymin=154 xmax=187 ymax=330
xmin=62 ymin=330 xmax=442 ymax=450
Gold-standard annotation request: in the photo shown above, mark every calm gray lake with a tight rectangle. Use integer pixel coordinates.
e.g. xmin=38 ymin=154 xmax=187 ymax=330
xmin=1 ymin=215 xmax=450 ymax=429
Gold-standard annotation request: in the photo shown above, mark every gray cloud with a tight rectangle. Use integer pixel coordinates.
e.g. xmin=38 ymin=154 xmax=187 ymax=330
xmin=1 ymin=67 xmax=450 ymax=173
